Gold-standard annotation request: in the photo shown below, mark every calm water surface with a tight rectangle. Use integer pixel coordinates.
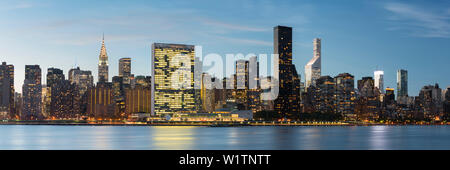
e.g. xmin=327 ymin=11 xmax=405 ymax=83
xmin=1 ymin=125 xmax=450 ymax=150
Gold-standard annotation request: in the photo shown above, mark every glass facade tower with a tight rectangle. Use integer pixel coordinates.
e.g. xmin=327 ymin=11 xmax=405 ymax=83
xmin=151 ymin=43 xmax=197 ymax=115
xmin=397 ymin=69 xmax=408 ymax=98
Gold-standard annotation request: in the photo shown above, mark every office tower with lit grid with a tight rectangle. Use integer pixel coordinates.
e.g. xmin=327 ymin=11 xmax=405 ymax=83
xmin=151 ymin=43 xmax=197 ymax=115
xmin=68 ymin=67 xmax=94 ymax=96
xmin=119 ymin=58 xmax=132 ymax=85
xmin=273 ymin=25 xmax=301 ymax=117
xmin=22 ymin=65 xmax=42 ymax=120
xmin=0 ymin=62 xmax=14 ymax=119
xmin=334 ymin=73 xmax=356 ymax=118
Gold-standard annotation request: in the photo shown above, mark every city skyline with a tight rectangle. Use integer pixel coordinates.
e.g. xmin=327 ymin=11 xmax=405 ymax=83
xmin=0 ymin=0 xmax=449 ymax=96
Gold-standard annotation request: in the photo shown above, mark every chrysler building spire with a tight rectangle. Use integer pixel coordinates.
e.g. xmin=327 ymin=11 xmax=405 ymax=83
xmin=98 ymin=34 xmax=109 ymax=83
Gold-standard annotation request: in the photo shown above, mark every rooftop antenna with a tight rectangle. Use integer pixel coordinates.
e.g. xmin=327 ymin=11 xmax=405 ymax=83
xmin=74 ymin=56 xmax=78 ymax=68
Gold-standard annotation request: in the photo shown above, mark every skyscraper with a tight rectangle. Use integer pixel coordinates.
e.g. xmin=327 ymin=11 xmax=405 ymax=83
xmin=119 ymin=58 xmax=132 ymax=85
xmin=314 ymin=76 xmax=335 ymax=113
xmin=22 ymin=65 xmax=42 ymax=120
xmin=68 ymin=67 xmax=93 ymax=115
xmin=0 ymin=62 xmax=14 ymax=119
xmin=47 ymin=68 xmax=65 ymax=88
xmin=125 ymin=77 xmax=151 ymax=115
xmin=356 ymin=77 xmax=381 ymax=119
xmin=305 ymin=38 xmax=321 ymax=88
xmin=46 ymin=68 xmax=65 ymax=118
xmin=87 ymin=82 xmax=114 ymax=119
xmin=397 ymin=69 xmax=408 ymax=98
xmin=334 ymin=73 xmax=356 ymax=118
xmin=444 ymin=86 xmax=450 ymax=117
xmin=374 ymin=70 xmax=384 ymax=94
xmin=98 ymin=35 xmax=109 ymax=83
xmin=119 ymin=58 xmax=131 ymax=77
xmin=50 ymin=79 xmax=79 ymax=119
xmin=248 ymin=56 xmax=261 ymax=113
xmin=201 ymin=73 xmax=215 ymax=112
xmin=151 ymin=43 xmax=197 ymax=115
xmin=68 ymin=67 xmax=94 ymax=96
xmin=273 ymin=26 xmax=301 ymax=117
xmin=419 ymin=84 xmax=443 ymax=118
xmin=235 ymin=59 xmax=249 ymax=110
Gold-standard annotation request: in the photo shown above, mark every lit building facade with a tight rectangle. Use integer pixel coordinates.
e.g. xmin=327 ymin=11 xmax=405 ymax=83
xmin=151 ymin=43 xmax=197 ymax=115
xmin=273 ymin=25 xmax=301 ymax=117
xmin=69 ymin=67 xmax=93 ymax=96
xmin=46 ymin=67 xmax=64 ymax=117
xmin=22 ymin=65 xmax=42 ymax=120
xmin=305 ymin=38 xmax=321 ymax=88
xmin=87 ymin=82 xmax=114 ymax=119
xmin=50 ymin=80 xmax=80 ymax=119
xmin=356 ymin=77 xmax=381 ymax=120
xmin=314 ymin=76 xmax=335 ymax=113
xmin=0 ymin=62 xmax=14 ymax=119
xmin=385 ymin=88 xmax=396 ymax=105
xmin=235 ymin=59 xmax=249 ymax=110
xmin=119 ymin=58 xmax=132 ymax=85
xmin=14 ymin=92 xmax=22 ymax=119
xmin=125 ymin=85 xmax=151 ymax=115
xmin=135 ymin=76 xmax=151 ymax=88
xmin=47 ymin=68 xmax=65 ymax=88
xmin=334 ymin=73 xmax=356 ymax=118
xmin=419 ymin=84 xmax=443 ymax=118
xmin=444 ymin=86 xmax=450 ymax=118
xmin=201 ymin=73 xmax=215 ymax=112
xmin=112 ymin=76 xmax=127 ymax=116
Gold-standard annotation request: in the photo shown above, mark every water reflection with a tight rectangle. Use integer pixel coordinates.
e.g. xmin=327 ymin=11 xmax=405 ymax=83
xmin=151 ymin=126 xmax=196 ymax=150
xmin=9 ymin=126 xmax=26 ymax=150
xmin=91 ymin=126 xmax=113 ymax=150
xmin=1 ymin=125 xmax=450 ymax=150
xmin=300 ymin=128 xmax=322 ymax=150
xmin=369 ymin=126 xmax=389 ymax=150
xmin=36 ymin=126 xmax=51 ymax=150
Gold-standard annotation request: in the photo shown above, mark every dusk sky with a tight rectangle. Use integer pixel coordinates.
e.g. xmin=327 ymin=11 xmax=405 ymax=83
xmin=0 ymin=0 xmax=449 ymax=96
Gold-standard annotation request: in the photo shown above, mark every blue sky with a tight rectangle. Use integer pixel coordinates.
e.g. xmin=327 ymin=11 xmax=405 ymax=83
xmin=0 ymin=0 xmax=449 ymax=96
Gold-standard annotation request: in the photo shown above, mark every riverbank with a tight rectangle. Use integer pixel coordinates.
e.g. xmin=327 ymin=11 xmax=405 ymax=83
xmin=0 ymin=120 xmax=448 ymax=126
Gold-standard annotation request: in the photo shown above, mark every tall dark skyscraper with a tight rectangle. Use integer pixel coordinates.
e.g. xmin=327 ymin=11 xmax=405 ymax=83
xmin=0 ymin=62 xmax=14 ymax=119
xmin=22 ymin=65 xmax=42 ymax=120
xmin=98 ymin=35 xmax=109 ymax=83
xmin=47 ymin=68 xmax=65 ymax=88
xmin=46 ymin=68 xmax=65 ymax=118
xmin=397 ymin=69 xmax=408 ymax=98
xmin=273 ymin=26 xmax=301 ymax=117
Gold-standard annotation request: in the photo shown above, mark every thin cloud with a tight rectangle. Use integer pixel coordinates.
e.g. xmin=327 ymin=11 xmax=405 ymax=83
xmin=215 ymin=36 xmax=272 ymax=46
xmin=0 ymin=2 xmax=33 ymax=10
xmin=384 ymin=2 xmax=450 ymax=38
xmin=200 ymin=18 xmax=269 ymax=32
